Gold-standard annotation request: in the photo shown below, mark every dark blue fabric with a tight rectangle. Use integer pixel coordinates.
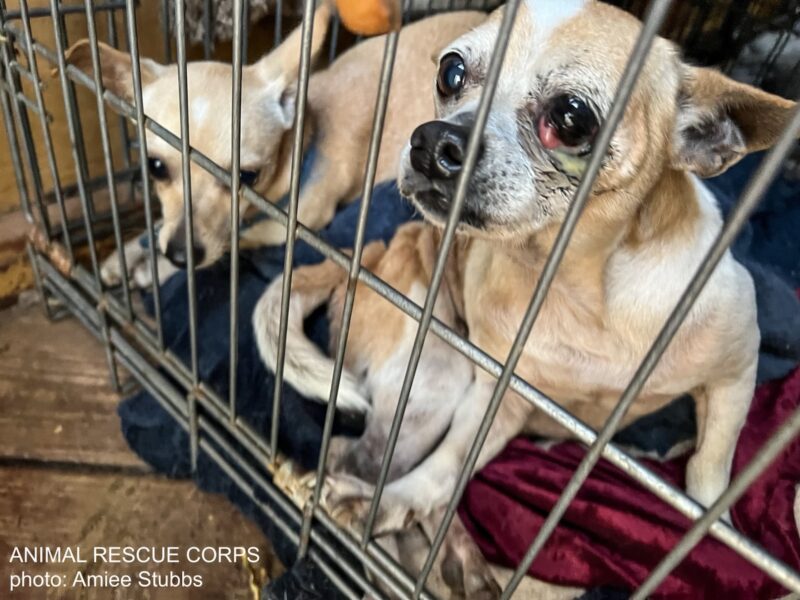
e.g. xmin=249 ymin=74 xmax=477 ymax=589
xmin=704 ymin=152 xmax=800 ymax=383
xmin=119 ymin=181 xmax=415 ymax=580
xmin=122 ymin=181 xmax=417 ymax=469
xmin=118 ymin=154 xmax=799 ymax=589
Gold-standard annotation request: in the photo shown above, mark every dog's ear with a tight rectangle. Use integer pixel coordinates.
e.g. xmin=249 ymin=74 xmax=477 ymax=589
xmin=252 ymin=4 xmax=330 ymax=129
xmin=59 ymin=39 xmax=165 ymax=103
xmin=672 ymin=66 xmax=797 ymax=177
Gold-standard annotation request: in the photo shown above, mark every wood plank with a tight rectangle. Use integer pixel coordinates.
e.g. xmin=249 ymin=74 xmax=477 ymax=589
xmin=0 ymin=465 xmax=282 ymax=599
xmin=0 ymin=301 xmax=143 ymax=468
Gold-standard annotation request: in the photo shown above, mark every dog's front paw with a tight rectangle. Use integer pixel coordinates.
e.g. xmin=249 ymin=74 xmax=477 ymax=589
xmin=323 ymin=473 xmax=374 ymax=528
xmin=441 ymin=518 xmax=501 ymax=600
xmin=686 ymin=457 xmax=735 ymax=526
xmin=100 ymin=249 xmax=126 ymax=286
xmin=101 ymin=237 xmax=155 ymax=289
xmin=441 ymin=548 xmax=501 ymax=600
xmin=323 ymin=474 xmax=417 ymax=536
xmin=134 ymin=255 xmax=180 ymax=289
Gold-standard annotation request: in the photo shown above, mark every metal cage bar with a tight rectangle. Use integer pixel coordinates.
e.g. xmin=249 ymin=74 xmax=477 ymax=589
xmin=3 ymin=2 xmax=126 ymax=21
xmin=274 ymin=0 xmax=284 ymax=47
xmin=503 ymin=95 xmax=800 ymax=600
xmin=124 ymin=0 xmax=166 ymax=349
xmin=20 ymin=23 xmax=796 ymax=577
xmin=174 ymin=0 xmax=201 ymax=473
xmin=7 ymin=0 xmax=74 ymax=261
xmin=0 ymin=65 xmax=32 ymax=221
xmin=228 ymin=0 xmax=245 ymax=421
xmin=18 ymin=23 xmax=800 ymax=584
xmin=361 ymin=0 xmax=522 ymax=547
xmin=83 ymin=0 xmax=134 ymax=320
xmin=269 ymin=0 xmax=319 ymax=461
xmin=417 ymin=2 xmax=676 ymax=595
xmin=5 ymin=0 xmax=800 ymax=597
xmin=104 ymin=8 xmax=133 ymax=170
xmin=46 ymin=2 xmax=102 ymax=288
xmin=0 ymin=6 xmax=52 ymax=243
xmin=298 ymin=15 xmax=403 ymax=561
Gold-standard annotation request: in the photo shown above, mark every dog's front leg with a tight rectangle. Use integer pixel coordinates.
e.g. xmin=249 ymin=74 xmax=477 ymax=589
xmin=328 ymin=377 xmax=527 ymax=535
xmin=687 ymin=360 xmax=757 ymax=518
xmin=100 ymin=226 xmax=178 ymax=289
xmin=101 ymin=234 xmax=149 ymax=287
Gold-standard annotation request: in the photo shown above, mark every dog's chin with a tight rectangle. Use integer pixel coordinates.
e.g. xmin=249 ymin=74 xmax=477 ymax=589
xmin=410 ymin=189 xmax=451 ymax=224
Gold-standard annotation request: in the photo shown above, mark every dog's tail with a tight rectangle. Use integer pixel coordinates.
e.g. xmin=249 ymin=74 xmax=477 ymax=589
xmin=254 ymin=257 xmax=370 ymax=415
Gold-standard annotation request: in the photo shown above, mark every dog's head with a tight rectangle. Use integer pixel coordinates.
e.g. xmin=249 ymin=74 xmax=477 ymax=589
xmin=63 ymin=5 xmax=329 ymax=268
xmin=399 ymin=0 xmax=797 ymax=245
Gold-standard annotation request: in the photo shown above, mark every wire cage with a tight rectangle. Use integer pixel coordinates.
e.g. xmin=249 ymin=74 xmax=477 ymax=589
xmin=2 ymin=0 xmax=800 ymax=598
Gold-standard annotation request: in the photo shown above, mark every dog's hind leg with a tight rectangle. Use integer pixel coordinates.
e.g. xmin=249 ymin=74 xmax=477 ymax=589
xmin=326 ymin=377 xmax=529 ymax=534
xmin=686 ymin=360 xmax=757 ymax=517
xmin=241 ymin=162 xmax=362 ymax=248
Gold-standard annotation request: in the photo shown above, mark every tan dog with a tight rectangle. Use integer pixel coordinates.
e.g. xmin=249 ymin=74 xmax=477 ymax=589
xmin=61 ymin=7 xmax=486 ymax=285
xmin=256 ymin=0 xmax=796 ymax=595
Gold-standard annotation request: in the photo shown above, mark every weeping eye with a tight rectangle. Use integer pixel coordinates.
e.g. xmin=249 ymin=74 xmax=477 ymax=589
xmin=437 ymin=52 xmax=467 ymax=98
xmin=147 ymin=157 xmax=169 ymax=181
xmin=239 ymin=170 xmax=259 ymax=187
xmin=539 ymin=94 xmax=600 ymax=153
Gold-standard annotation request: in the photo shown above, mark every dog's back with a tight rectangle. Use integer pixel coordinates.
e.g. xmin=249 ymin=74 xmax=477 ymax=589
xmin=308 ymin=11 xmax=488 ymax=202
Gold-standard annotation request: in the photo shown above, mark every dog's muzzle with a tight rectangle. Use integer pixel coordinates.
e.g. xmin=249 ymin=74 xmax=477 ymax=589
xmin=403 ymin=120 xmax=488 ymax=228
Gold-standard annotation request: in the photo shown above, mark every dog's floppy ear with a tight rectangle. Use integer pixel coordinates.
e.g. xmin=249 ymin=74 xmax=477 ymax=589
xmin=59 ymin=39 xmax=165 ymax=103
xmin=252 ymin=4 xmax=330 ymax=130
xmin=672 ymin=66 xmax=797 ymax=177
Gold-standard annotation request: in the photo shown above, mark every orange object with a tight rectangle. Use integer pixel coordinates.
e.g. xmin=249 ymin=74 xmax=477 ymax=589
xmin=332 ymin=0 xmax=401 ymax=36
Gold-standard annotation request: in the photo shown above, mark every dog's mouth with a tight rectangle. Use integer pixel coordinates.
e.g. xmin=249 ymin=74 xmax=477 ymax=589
xmin=407 ymin=187 xmax=487 ymax=231
xmin=399 ymin=149 xmax=488 ymax=231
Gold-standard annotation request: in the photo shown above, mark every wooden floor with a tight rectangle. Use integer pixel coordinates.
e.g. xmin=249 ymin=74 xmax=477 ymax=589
xmin=0 ymin=297 xmax=282 ymax=599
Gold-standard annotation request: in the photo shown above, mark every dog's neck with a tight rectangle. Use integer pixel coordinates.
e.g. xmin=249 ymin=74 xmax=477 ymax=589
xmin=624 ymin=169 xmax=702 ymax=252
xmin=263 ymin=109 xmax=318 ymax=203
xmin=488 ymin=168 xmax=703 ymax=308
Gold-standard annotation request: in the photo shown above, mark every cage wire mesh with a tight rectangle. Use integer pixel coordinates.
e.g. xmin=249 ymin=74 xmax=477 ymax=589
xmin=2 ymin=0 xmax=800 ymax=598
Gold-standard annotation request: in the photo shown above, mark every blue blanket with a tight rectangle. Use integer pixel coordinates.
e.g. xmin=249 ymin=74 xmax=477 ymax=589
xmin=118 ymin=154 xmax=800 ymax=595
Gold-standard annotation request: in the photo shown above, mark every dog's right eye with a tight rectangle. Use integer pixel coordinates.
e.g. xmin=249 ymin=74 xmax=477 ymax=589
xmin=147 ymin=157 xmax=169 ymax=181
xmin=437 ymin=53 xmax=467 ymax=98
xmin=542 ymin=95 xmax=599 ymax=152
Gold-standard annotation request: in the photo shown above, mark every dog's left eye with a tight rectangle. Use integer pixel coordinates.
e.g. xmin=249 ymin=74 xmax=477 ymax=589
xmin=239 ymin=170 xmax=259 ymax=187
xmin=437 ymin=53 xmax=467 ymax=97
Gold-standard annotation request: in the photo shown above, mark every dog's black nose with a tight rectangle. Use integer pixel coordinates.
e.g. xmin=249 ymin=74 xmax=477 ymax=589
xmin=165 ymin=235 xmax=205 ymax=268
xmin=409 ymin=120 xmax=478 ymax=180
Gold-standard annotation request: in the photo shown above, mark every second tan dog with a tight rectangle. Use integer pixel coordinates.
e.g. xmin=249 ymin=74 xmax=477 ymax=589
xmin=62 ymin=7 xmax=486 ymax=285
xmin=256 ymin=0 xmax=797 ymax=595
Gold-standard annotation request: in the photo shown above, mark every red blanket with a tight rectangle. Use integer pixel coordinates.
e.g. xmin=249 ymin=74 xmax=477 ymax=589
xmin=460 ymin=367 xmax=800 ymax=598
